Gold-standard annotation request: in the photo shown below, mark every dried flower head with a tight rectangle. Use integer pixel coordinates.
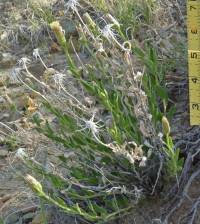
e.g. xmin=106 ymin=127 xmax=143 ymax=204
xmin=18 ymin=57 xmax=31 ymax=69
xmin=101 ymin=24 xmax=130 ymax=51
xmin=64 ymin=0 xmax=80 ymax=13
xmin=15 ymin=148 xmax=28 ymax=160
xmin=101 ymin=24 xmax=115 ymax=41
xmin=80 ymin=113 xmax=102 ymax=135
xmin=33 ymin=48 xmax=47 ymax=69
xmin=53 ymin=73 xmax=66 ymax=91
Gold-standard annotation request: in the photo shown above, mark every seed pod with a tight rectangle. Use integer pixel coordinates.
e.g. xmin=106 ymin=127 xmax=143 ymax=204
xmin=162 ymin=116 xmax=170 ymax=136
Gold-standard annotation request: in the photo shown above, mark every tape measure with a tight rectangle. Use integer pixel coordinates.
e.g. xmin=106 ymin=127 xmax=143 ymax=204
xmin=187 ymin=0 xmax=200 ymax=125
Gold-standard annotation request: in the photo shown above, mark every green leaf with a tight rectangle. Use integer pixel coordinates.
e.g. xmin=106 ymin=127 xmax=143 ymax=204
xmin=177 ymin=158 xmax=184 ymax=170
xmin=81 ymin=80 xmax=95 ymax=94
xmin=32 ymin=113 xmax=42 ymax=127
xmin=88 ymin=200 xmax=98 ymax=215
xmin=101 ymin=156 xmax=112 ymax=165
xmin=88 ymin=176 xmax=99 ymax=185
xmin=47 ymin=173 xmax=66 ymax=188
xmin=71 ymin=167 xmax=86 ymax=180
xmin=133 ymin=46 xmax=145 ymax=58
xmin=167 ymin=106 xmax=176 ymax=120
xmin=174 ymin=149 xmax=180 ymax=161
xmin=105 ymin=198 xmax=119 ymax=211
xmin=114 ymin=196 xmax=129 ymax=208
xmin=168 ymin=136 xmax=174 ymax=149
xmin=155 ymin=85 xmax=168 ymax=100
xmin=54 ymin=196 xmax=69 ymax=207
xmin=92 ymin=203 xmax=108 ymax=216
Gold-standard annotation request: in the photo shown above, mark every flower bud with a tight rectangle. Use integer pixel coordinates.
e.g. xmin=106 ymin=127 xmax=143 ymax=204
xmin=162 ymin=116 xmax=170 ymax=136
xmin=24 ymin=174 xmax=44 ymax=196
xmin=50 ymin=21 xmax=66 ymax=46
xmin=106 ymin=14 xmax=120 ymax=28
xmin=83 ymin=13 xmax=96 ymax=29
xmin=50 ymin=21 xmax=62 ymax=34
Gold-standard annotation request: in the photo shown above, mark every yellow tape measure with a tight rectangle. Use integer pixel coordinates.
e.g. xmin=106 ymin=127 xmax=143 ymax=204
xmin=187 ymin=0 xmax=200 ymax=125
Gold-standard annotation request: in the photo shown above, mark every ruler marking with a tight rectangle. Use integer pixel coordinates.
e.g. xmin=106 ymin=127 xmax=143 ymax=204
xmin=187 ymin=0 xmax=200 ymax=125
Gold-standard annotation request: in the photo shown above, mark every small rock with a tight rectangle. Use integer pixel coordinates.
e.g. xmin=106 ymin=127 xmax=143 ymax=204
xmin=64 ymin=151 xmax=76 ymax=159
xmin=29 ymin=0 xmax=50 ymax=7
xmin=31 ymin=213 xmax=42 ymax=224
xmin=0 ymin=136 xmax=5 ymax=143
xmin=0 ymin=53 xmax=16 ymax=68
xmin=0 ymin=113 xmax=10 ymax=121
xmin=0 ymin=149 xmax=8 ymax=157
xmin=84 ymin=96 xmax=95 ymax=107
xmin=0 ymin=31 xmax=8 ymax=41
xmin=49 ymin=155 xmax=62 ymax=165
xmin=31 ymin=212 xmax=51 ymax=224
xmin=60 ymin=19 xmax=77 ymax=37
xmin=43 ymin=67 xmax=56 ymax=81
xmin=0 ymin=72 xmax=9 ymax=86
xmin=0 ymin=96 xmax=6 ymax=104
xmin=28 ymin=63 xmax=45 ymax=78
xmin=47 ymin=148 xmax=62 ymax=156
xmin=5 ymin=213 xmax=18 ymax=224
xmin=23 ymin=212 xmax=35 ymax=222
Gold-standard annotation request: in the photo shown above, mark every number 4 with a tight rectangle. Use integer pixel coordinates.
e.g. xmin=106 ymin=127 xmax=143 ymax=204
xmin=190 ymin=5 xmax=196 ymax=10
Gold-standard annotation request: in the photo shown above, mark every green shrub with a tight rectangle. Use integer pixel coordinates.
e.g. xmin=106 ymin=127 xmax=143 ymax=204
xmin=14 ymin=1 xmax=184 ymax=223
